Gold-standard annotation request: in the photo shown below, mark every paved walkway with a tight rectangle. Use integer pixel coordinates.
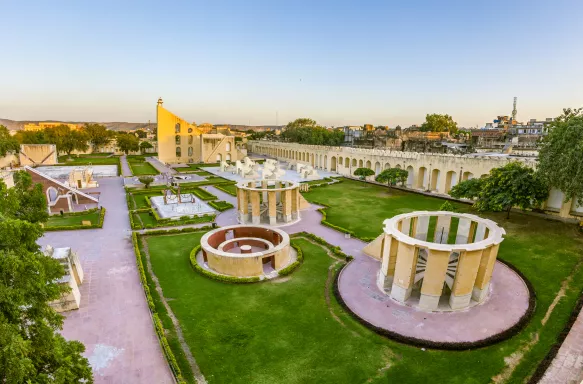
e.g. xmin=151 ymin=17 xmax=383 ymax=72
xmin=120 ymin=155 xmax=132 ymax=177
xmin=39 ymin=178 xmax=173 ymax=383
xmin=147 ymin=157 xmax=176 ymax=175
xmin=541 ymin=312 xmax=583 ymax=384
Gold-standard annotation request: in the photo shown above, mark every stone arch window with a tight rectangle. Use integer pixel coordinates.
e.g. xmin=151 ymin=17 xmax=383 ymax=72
xmin=188 ymin=127 xmax=193 ymax=133
xmin=175 ymin=123 xmax=181 ymax=133
xmin=217 ymin=153 xmax=223 ymax=162
xmin=226 ymin=142 xmax=231 ymax=151
xmin=188 ymin=147 xmax=193 ymax=157
xmin=176 ymin=147 xmax=181 ymax=157
xmin=188 ymin=135 xmax=193 ymax=144
xmin=188 ymin=158 xmax=194 ymax=163
xmin=175 ymin=135 xmax=181 ymax=145
xmin=226 ymin=153 xmax=231 ymax=161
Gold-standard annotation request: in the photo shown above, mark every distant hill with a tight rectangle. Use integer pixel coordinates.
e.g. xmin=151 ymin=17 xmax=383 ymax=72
xmin=0 ymin=118 xmax=154 ymax=132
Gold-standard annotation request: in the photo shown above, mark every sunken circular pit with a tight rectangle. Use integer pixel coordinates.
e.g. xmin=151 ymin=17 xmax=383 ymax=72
xmin=199 ymin=225 xmax=293 ymax=279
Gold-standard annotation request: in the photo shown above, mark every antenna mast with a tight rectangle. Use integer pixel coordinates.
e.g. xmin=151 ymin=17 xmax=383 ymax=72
xmin=512 ymin=97 xmax=517 ymax=121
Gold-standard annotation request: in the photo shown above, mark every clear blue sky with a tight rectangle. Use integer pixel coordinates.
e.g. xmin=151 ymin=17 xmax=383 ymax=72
xmin=1 ymin=0 xmax=582 ymax=127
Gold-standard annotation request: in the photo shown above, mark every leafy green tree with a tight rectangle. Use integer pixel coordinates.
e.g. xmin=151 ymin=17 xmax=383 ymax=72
xmin=0 ymin=176 xmax=93 ymax=383
xmin=375 ymin=168 xmax=408 ymax=190
xmin=353 ymin=167 xmax=375 ymax=181
xmin=420 ymin=113 xmax=458 ymax=134
xmin=538 ymin=107 xmax=583 ymax=205
xmin=0 ymin=125 xmax=19 ymax=156
xmin=449 ymin=178 xmax=484 ymax=200
xmin=82 ymin=123 xmax=112 ymax=151
xmin=138 ymin=176 xmax=154 ymax=188
xmin=116 ymin=133 xmax=140 ymax=154
xmin=44 ymin=125 xmax=89 ymax=157
xmin=281 ymin=118 xmax=344 ymax=146
xmin=139 ymin=141 xmax=153 ymax=154
xmin=14 ymin=130 xmax=48 ymax=144
xmin=0 ymin=171 xmax=50 ymax=224
xmin=439 ymin=201 xmax=456 ymax=211
xmin=451 ymin=162 xmax=548 ymax=219
xmin=134 ymin=129 xmax=147 ymax=138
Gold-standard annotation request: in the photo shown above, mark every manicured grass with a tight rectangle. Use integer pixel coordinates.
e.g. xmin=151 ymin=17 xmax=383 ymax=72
xmin=128 ymin=159 xmax=160 ymax=176
xmin=58 ymin=155 xmax=120 ymax=165
xmin=131 ymin=192 xmax=162 ymax=209
xmin=303 ymin=178 xmax=583 ymax=383
xmin=208 ymin=200 xmax=234 ymax=211
xmin=214 ymin=183 xmax=237 ymax=196
xmin=46 ymin=210 xmax=100 ymax=227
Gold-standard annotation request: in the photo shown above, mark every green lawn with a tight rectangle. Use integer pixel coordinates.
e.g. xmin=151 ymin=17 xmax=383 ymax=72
xmin=139 ymin=178 xmax=583 ymax=383
xmin=131 ymin=192 xmax=162 ymax=209
xmin=129 ymin=159 xmax=160 ymax=176
xmin=46 ymin=210 xmax=100 ymax=227
xmin=214 ymin=183 xmax=237 ymax=196
xmin=58 ymin=155 xmax=120 ymax=165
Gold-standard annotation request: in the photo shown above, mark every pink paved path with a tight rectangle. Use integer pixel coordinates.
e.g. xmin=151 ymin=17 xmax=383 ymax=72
xmin=39 ymin=178 xmax=173 ymax=383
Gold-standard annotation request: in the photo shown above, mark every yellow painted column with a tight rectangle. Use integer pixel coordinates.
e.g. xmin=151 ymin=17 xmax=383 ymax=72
xmin=282 ymin=189 xmax=292 ymax=222
xmin=236 ymin=187 xmax=243 ymax=222
xmin=251 ymin=190 xmax=261 ymax=224
xmin=268 ymin=191 xmax=277 ymax=225
xmin=472 ymin=243 xmax=499 ymax=302
xmin=378 ymin=235 xmax=398 ymax=291
xmin=291 ymin=188 xmax=299 ymax=220
xmin=450 ymin=249 xmax=483 ymax=309
xmin=241 ymin=189 xmax=249 ymax=223
xmin=419 ymin=249 xmax=450 ymax=310
xmin=390 ymin=241 xmax=418 ymax=303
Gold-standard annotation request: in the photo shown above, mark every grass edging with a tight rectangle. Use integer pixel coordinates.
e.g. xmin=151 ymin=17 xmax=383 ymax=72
xmin=132 ymin=232 xmax=186 ymax=383
xmin=309 ymin=202 xmax=375 ymax=243
xmin=44 ymin=207 xmax=106 ymax=231
xmin=526 ymin=289 xmax=583 ymax=383
xmin=291 ymin=231 xmax=353 ymax=261
xmin=332 ymin=257 xmax=536 ymax=351
xmin=213 ymin=183 xmax=237 ymax=196
xmin=208 ymin=200 xmax=234 ymax=212
xmin=277 ymin=241 xmax=304 ymax=276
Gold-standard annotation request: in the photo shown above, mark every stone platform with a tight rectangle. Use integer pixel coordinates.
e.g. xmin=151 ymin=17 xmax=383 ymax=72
xmin=337 ymin=255 xmax=532 ymax=345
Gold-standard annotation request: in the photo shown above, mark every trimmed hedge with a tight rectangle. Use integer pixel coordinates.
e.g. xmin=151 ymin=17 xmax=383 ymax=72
xmin=209 ymin=200 xmax=234 ymax=212
xmin=189 ymin=245 xmax=261 ymax=283
xmin=292 ymin=231 xmax=353 ymax=261
xmin=332 ymin=257 xmax=536 ymax=351
xmin=44 ymin=207 xmax=106 ymax=231
xmin=213 ymin=183 xmax=237 ymax=197
xmin=190 ymin=187 xmax=217 ymax=201
xmin=277 ymin=241 xmax=304 ymax=276
xmin=131 ymin=233 xmax=185 ymax=383
xmin=143 ymin=225 xmax=215 ymax=236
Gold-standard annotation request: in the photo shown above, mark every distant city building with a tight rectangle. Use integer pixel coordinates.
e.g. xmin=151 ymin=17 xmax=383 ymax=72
xmin=23 ymin=122 xmax=82 ymax=131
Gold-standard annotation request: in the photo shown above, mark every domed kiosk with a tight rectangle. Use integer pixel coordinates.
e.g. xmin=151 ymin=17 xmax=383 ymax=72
xmin=200 ymin=225 xmax=293 ymax=278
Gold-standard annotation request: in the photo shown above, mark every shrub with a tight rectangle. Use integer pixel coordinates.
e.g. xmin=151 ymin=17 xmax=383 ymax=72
xmin=139 ymin=176 xmax=155 ymax=188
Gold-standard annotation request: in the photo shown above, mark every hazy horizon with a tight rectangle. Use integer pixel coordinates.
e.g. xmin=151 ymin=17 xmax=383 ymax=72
xmin=1 ymin=0 xmax=582 ymax=128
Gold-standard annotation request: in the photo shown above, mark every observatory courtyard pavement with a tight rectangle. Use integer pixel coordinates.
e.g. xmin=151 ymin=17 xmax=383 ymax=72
xmin=39 ymin=178 xmax=173 ymax=383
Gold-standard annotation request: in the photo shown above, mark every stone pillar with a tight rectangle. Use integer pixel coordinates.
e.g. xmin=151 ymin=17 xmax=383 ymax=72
xmin=251 ymin=191 xmax=260 ymax=224
xmin=282 ymin=189 xmax=292 ymax=222
xmin=391 ymin=241 xmax=418 ymax=303
xmin=275 ymin=181 xmax=282 ymax=203
xmin=455 ymin=218 xmax=471 ymax=244
xmin=449 ymin=249 xmax=483 ymax=309
xmin=268 ymin=191 xmax=277 ymax=225
xmin=474 ymin=222 xmax=487 ymax=242
xmin=291 ymin=188 xmax=299 ymax=220
xmin=434 ymin=215 xmax=451 ymax=244
xmin=419 ymin=249 xmax=450 ymax=310
xmin=472 ymin=243 xmax=499 ymax=302
xmin=261 ymin=180 xmax=268 ymax=203
xmin=241 ymin=189 xmax=249 ymax=223
xmin=414 ymin=215 xmax=430 ymax=241
xmin=467 ymin=221 xmax=478 ymax=243
xmin=377 ymin=235 xmax=399 ymax=291
xmin=236 ymin=187 xmax=243 ymax=222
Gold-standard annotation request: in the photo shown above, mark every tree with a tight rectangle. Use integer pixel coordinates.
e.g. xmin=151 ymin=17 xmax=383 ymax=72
xmin=439 ymin=201 xmax=456 ymax=212
xmin=353 ymin=167 xmax=375 ymax=181
xmin=14 ymin=130 xmax=48 ymax=145
xmin=451 ymin=162 xmax=548 ymax=219
xmin=420 ymin=114 xmax=458 ymax=134
xmin=537 ymin=107 xmax=583 ymax=205
xmin=138 ymin=176 xmax=154 ymax=188
xmin=281 ymin=118 xmax=344 ymax=146
xmin=375 ymin=168 xmax=408 ymax=190
xmin=0 ymin=171 xmax=50 ymax=224
xmin=139 ymin=141 xmax=153 ymax=154
xmin=82 ymin=123 xmax=112 ymax=151
xmin=116 ymin=133 xmax=140 ymax=154
xmin=44 ymin=125 xmax=89 ymax=157
xmin=134 ymin=129 xmax=147 ymax=139
xmin=0 ymin=125 xmax=19 ymax=157
xmin=0 ymin=175 xmax=93 ymax=383
xmin=449 ymin=178 xmax=484 ymax=201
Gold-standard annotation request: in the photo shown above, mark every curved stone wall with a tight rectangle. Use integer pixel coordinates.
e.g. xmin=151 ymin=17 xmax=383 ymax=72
xmin=236 ymin=180 xmax=301 ymax=225
xmin=200 ymin=225 xmax=291 ymax=277
xmin=377 ymin=211 xmax=505 ymax=311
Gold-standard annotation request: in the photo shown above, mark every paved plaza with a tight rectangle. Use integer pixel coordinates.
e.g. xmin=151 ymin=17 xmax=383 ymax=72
xmin=39 ymin=178 xmax=173 ymax=383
